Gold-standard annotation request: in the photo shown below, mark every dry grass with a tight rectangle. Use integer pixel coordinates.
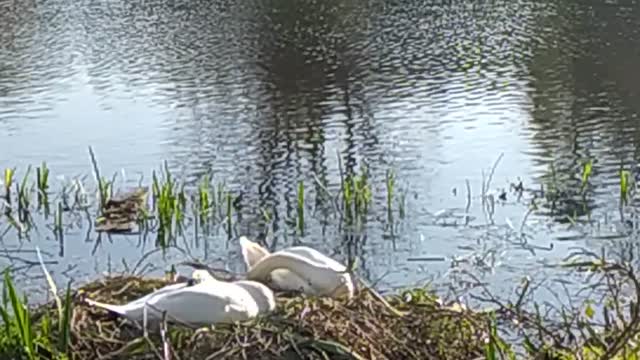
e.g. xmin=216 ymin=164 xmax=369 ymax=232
xmin=32 ymin=275 xmax=489 ymax=360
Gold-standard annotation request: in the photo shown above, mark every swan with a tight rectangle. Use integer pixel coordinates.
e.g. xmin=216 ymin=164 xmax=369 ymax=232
xmin=240 ymin=237 xmax=312 ymax=293
xmin=239 ymin=236 xmax=355 ymax=299
xmin=191 ymin=269 xmax=277 ymax=313
xmin=84 ymin=270 xmax=275 ymax=328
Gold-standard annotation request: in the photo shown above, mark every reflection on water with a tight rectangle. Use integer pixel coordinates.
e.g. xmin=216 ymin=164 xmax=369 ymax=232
xmin=1 ymin=0 xmax=640 ymax=297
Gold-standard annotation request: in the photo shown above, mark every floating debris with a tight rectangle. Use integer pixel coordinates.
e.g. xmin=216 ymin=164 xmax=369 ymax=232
xmin=95 ymin=187 xmax=148 ymax=233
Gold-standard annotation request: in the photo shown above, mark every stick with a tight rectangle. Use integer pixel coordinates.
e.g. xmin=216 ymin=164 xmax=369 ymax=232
xmin=36 ymin=246 xmax=62 ymax=319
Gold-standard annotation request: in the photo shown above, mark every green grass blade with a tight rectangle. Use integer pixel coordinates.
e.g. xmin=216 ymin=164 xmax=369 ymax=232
xmin=20 ymin=165 xmax=31 ymax=194
xmin=0 ymin=303 xmax=11 ymax=334
xmin=297 ymin=181 xmax=304 ymax=235
xmin=620 ymin=170 xmax=630 ymax=205
xmin=58 ymin=281 xmax=73 ymax=354
xmin=4 ymin=168 xmax=14 ymax=189
xmin=4 ymin=270 xmax=35 ymax=359
xmin=581 ymin=159 xmax=592 ymax=193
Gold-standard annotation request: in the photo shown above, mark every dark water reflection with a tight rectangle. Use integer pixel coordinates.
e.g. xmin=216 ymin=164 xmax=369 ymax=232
xmin=1 ymin=0 xmax=640 ymax=299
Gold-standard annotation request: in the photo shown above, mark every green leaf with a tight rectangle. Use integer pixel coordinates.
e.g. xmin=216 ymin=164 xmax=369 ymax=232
xmin=57 ymin=281 xmax=73 ymax=355
xmin=581 ymin=159 xmax=593 ymax=193
xmin=4 ymin=168 xmax=14 ymax=188
xmin=585 ymin=303 xmax=595 ymax=319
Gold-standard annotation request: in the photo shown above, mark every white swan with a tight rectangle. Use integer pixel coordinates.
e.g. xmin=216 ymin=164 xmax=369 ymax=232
xmin=84 ymin=270 xmax=275 ymax=328
xmin=240 ymin=237 xmax=312 ymax=293
xmin=239 ymin=236 xmax=355 ymax=299
xmin=192 ymin=269 xmax=277 ymax=313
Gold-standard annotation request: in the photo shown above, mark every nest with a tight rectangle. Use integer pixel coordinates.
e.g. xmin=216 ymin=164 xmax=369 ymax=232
xmin=95 ymin=187 xmax=148 ymax=233
xmin=35 ymin=275 xmax=488 ymax=360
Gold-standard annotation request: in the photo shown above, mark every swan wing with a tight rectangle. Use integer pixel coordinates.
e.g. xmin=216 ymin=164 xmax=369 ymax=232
xmin=126 ymin=282 xmax=191 ymax=306
xmin=270 ymin=269 xmax=316 ymax=294
xmin=85 ymin=298 xmax=131 ymax=316
xmin=247 ymin=252 xmax=336 ymax=284
xmin=248 ymin=252 xmax=354 ymax=298
xmin=239 ymin=236 xmax=271 ymax=269
xmin=85 ymin=282 xmax=224 ymax=321
xmin=146 ymin=282 xmax=254 ymax=325
xmin=85 ymin=282 xmax=191 ymax=317
xmin=232 ymin=280 xmax=277 ymax=312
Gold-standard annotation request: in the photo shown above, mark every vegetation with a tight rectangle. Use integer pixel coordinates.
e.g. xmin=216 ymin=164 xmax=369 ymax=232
xmin=0 ymin=273 xmax=495 ymax=360
xmin=0 ymin=148 xmax=411 ymax=249
xmin=0 ymin=249 xmax=639 ymax=359
xmin=0 ymin=271 xmax=72 ymax=360
xmin=0 ymin=151 xmax=639 ymax=359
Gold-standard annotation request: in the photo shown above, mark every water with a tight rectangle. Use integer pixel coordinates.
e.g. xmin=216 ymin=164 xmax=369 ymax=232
xmin=1 ymin=0 xmax=640 ymax=303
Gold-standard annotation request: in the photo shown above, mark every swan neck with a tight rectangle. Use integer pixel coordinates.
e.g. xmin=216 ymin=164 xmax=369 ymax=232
xmin=248 ymin=253 xmax=313 ymax=279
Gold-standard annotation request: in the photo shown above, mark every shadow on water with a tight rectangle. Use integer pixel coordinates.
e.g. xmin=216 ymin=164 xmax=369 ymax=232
xmin=3 ymin=0 xmax=640 ymax=306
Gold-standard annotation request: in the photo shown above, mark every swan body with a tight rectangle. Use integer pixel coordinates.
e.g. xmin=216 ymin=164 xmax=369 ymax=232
xmin=239 ymin=236 xmax=355 ymax=299
xmin=85 ymin=270 xmax=275 ymax=328
xmin=192 ymin=269 xmax=277 ymax=313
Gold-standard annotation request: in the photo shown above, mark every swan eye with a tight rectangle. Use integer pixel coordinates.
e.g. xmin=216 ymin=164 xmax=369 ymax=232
xmin=187 ymin=279 xmax=197 ymax=286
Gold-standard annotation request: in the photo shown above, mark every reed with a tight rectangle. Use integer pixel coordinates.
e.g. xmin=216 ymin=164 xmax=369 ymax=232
xmin=581 ymin=159 xmax=593 ymax=218
xmin=226 ymin=192 xmax=232 ymax=239
xmin=208 ymin=181 xmax=225 ymax=222
xmin=483 ymin=312 xmax=516 ymax=360
xmin=337 ymin=166 xmax=372 ymax=230
xmin=398 ymin=191 xmax=406 ymax=220
xmin=337 ymin=151 xmax=347 ymax=221
xmin=385 ymin=169 xmax=395 ymax=224
xmin=0 ymin=153 xmax=416 ymax=254
xmin=619 ymin=169 xmax=630 ymax=206
xmin=0 ymin=270 xmax=73 ymax=360
xmin=57 ymin=282 xmax=73 ymax=356
xmin=97 ymin=176 xmax=112 ymax=211
xmin=297 ymin=180 xmax=304 ymax=235
xmin=53 ymin=202 xmax=63 ymax=239
xmin=261 ymin=207 xmax=274 ymax=239
xmin=0 ymin=270 xmax=36 ymax=360
xmin=16 ymin=166 xmax=32 ymax=223
xmin=36 ymin=162 xmax=49 ymax=210
xmin=88 ymin=147 xmax=109 ymax=212
xmin=176 ymin=182 xmax=187 ymax=237
xmin=541 ymin=161 xmax=560 ymax=209
xmin=4 ymin=213 xmax=25 ymax=236
xmin=580 ymin=159 xmax=592 ymax=194
xmin=151 ymin=162 xmax=189 ymax=246
xmin=3 ymin=168 xmax=14 ymax=206
xmin=198 ymin=174 xmax=211 ymax=226
xmin=152 ymin=168 xmax=178 ymax=248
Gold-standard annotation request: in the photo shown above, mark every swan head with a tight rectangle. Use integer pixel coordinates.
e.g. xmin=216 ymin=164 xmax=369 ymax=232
xmin=191 ymin=269 xmax=216 ymax=283
xmin=233 ymin=280 xmax=277 ymax=313
xmin=331 ymin=272 xmax=356 ymax=299
xmin=239 ymin=236 xmax=271 ymax=270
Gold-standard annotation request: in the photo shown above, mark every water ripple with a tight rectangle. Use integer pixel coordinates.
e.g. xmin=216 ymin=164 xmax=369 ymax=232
xmin=2 ymin=0 xmax=640 ymax=295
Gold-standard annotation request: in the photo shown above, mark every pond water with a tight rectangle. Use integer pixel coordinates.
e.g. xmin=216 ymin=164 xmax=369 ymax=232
xmin=1 ymin=0 xmax=640 ymax=304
